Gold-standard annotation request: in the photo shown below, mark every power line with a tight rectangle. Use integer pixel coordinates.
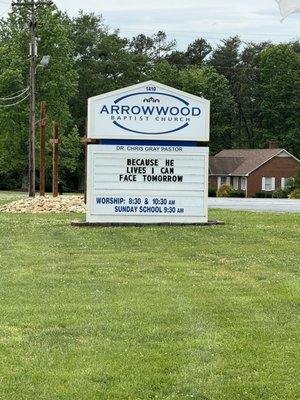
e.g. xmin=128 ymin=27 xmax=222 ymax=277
xmin=0 ymin=87 xmax=29 ymax=101
xmin=0 ymin=92 xmax=29 ymax=107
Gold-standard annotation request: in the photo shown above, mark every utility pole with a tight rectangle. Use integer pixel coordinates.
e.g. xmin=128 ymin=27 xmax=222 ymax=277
xmin=28 ymin=0 xmax=36 ymax=197
xmin=12 ymin=0 xmax=52 ymax=197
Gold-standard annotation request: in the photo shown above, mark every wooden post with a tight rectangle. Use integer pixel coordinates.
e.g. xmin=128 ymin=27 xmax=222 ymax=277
xmin=39 ymin=101 xmax=46 ymax=196
xmin=52 ymin=121 xmax=59 ymax=197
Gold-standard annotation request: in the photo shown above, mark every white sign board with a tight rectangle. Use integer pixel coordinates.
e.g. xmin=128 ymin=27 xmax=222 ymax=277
xmin=87 ymin=145 xmax=209 ymax=224
xmin=88 ymin=80 xmax=210 ymax=142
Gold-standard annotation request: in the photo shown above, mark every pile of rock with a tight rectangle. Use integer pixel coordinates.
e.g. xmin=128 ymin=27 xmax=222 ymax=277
xmin=0 ymin=195 xmax=86 ymax=213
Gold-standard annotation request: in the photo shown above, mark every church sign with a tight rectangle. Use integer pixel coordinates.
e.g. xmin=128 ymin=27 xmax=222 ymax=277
xmin=88 ymin=80 xmax=210 ymax=142
xmin=86 ymin=81 xmax=210 ymax=224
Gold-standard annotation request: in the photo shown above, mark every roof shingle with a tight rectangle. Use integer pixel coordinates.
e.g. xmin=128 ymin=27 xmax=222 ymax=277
xmin=210 ymin=149 xmax=284 ymax=176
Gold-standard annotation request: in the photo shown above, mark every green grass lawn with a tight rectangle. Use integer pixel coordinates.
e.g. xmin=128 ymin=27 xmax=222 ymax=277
xmin=0 ymin=191 xmax=26 ymax=206
xmin=0 ymin=194 xmax=299 ymax=399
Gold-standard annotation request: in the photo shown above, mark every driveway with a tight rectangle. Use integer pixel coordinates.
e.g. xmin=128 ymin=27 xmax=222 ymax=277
xmin=208 ymin=197 xmax=300 ymax=213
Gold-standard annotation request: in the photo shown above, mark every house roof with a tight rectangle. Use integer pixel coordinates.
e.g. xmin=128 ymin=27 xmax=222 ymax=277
xmin=210 ymin=148 xmax=295 ymax=176
xmin=209 ymin=157 xmax=246 ymax=175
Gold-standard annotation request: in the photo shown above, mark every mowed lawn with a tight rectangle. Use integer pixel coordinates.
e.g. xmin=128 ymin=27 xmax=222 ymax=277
xmin=0 ymin=194 xmax=299 ymax=400
xmin=0 ymin=191 xmax=26 ymax=206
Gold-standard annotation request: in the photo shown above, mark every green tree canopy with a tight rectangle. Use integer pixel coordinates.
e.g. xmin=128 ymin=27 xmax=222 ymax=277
xmin=257 ymin=44 xmax=300 ymax=156
xmin=0 ymin=6 xmax=299 ymax=190
xmin=0 ymin=3 xmax=79 ymax=188
xmin=179 ymin=66 xmax=235 ymax=153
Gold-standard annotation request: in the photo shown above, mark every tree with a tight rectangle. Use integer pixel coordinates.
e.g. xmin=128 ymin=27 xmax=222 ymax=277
xmin=129 ymin=33 xmax=155 ymax=56
xmin=209 ymin=36 xmax=241 ymax=86
xmin=70 ymin=12 xmax=109 ymax=132
xmin=71 ymin=13 xmax=150 ymax=133
xmin=165 ymin=51 xmax=188 ymax=69
xmin=179 ymin=66 xmax=235 ymax=153
xmin=208 ymin=37 xmax=242 ymax=147
xmin=1 ymin=4 xmax=299 ymax=191
xmin=0 ymin=68 xmax=29 ymax=188
xmin=256 ymin=44 xmax=300 ymax=156
xmin=186 ymin=38 xmax=212 ymax=66
xmin=291 ymin=40 xmax=300 ymax=54
xmin=150 ymin=60 xmax=180 ymax=88
xmin=233 ymin=42 xmax=269 ymax=148
xmin=0 ymin=4 xmax=79 ymax=189
xmin=59 ymin=126 xmax=82 ymax=191
xmin=130 ymin=31 xmax=176 ymax=62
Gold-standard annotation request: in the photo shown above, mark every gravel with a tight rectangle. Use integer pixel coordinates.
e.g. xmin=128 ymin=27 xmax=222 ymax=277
xmin=0 ymin=195 xmax=86 ymax=213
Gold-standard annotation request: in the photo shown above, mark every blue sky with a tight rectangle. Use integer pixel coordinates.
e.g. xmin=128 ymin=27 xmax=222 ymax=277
xmin=1 ymin=0 xmax=299 ymax=49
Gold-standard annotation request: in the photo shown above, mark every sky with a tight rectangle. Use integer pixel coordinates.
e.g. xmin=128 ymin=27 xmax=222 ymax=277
xmin=0 ymin=0 xmax=299 ymax=49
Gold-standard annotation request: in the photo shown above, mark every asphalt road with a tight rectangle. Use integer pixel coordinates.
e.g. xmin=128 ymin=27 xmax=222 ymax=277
xmin=208 ymin=198 xmax=300 ymax=213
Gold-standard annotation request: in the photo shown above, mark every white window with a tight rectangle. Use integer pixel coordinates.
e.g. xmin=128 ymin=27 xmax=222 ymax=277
xmin=262 ymin=177 xmax=275 ymax=191
xmin=241 ymin=177 xmax=247 ymax=191
xmin=217 ymin=176 xmax=230 ymax=189
xmin=233 ymin=177 xmax=239 ymax=190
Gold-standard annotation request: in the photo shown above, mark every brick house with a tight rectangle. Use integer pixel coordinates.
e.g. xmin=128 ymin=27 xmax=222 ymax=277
xmin=209 ymin=142 xmax=300 ymax=198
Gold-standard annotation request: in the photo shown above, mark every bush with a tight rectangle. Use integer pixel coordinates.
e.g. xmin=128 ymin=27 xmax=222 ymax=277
xmin=295 ymin=166 xmax=300 ymax=189
xmin=255 ymin=192 xmax=265 ymax=198
xmin=289 ymin=189 xmax=300 ymax=199
xmin=272 ymin=189 xmax=288 ymax=198
xmin=254 ymin=192 xmax=272 ymax=198
xmin=0 ymin=173 xmax=22 ymax=190
xmin=284 ymin=177 xmax=295 ymax=194
xmin=208 ymin=187 xmax=217 ymax=197
xmin=229 ymin=190 xmax=245 ymax=198
xmin=217 ymin=184 xmax=233 ymax=198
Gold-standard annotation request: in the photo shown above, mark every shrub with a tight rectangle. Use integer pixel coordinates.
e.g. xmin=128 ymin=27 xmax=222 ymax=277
xmin=255 ymin=192 xmax=265 ymax=198
xmin=229 ymin=190 xmax=245 ymax=198
xmin=217 ymin=184 xmax=233 ymax=198
xmin=209 ymin=187 xmax=217 ymax=197
xmin=295 ymin=166 xmax=300 ymax=189
xmin=272 ymin=189 xmax=288 ymax=199
xmin=0 ymin=173 xmax=22 ymax=190
xmin=255 ymin=192 xmax=272 ymax=198
xmin=284 ymin=177 xmax=295 ymax=194
xmin=289 ymin=189 xmax=300 ymax=199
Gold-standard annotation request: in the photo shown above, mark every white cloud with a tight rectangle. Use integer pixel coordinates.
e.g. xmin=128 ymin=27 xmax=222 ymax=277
xmin=1 ymin=0 xmax=298 ymax=48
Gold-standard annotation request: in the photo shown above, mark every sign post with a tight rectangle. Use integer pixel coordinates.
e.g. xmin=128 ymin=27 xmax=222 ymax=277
xmin=84 ymin=80 xmax=211 ymax=225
